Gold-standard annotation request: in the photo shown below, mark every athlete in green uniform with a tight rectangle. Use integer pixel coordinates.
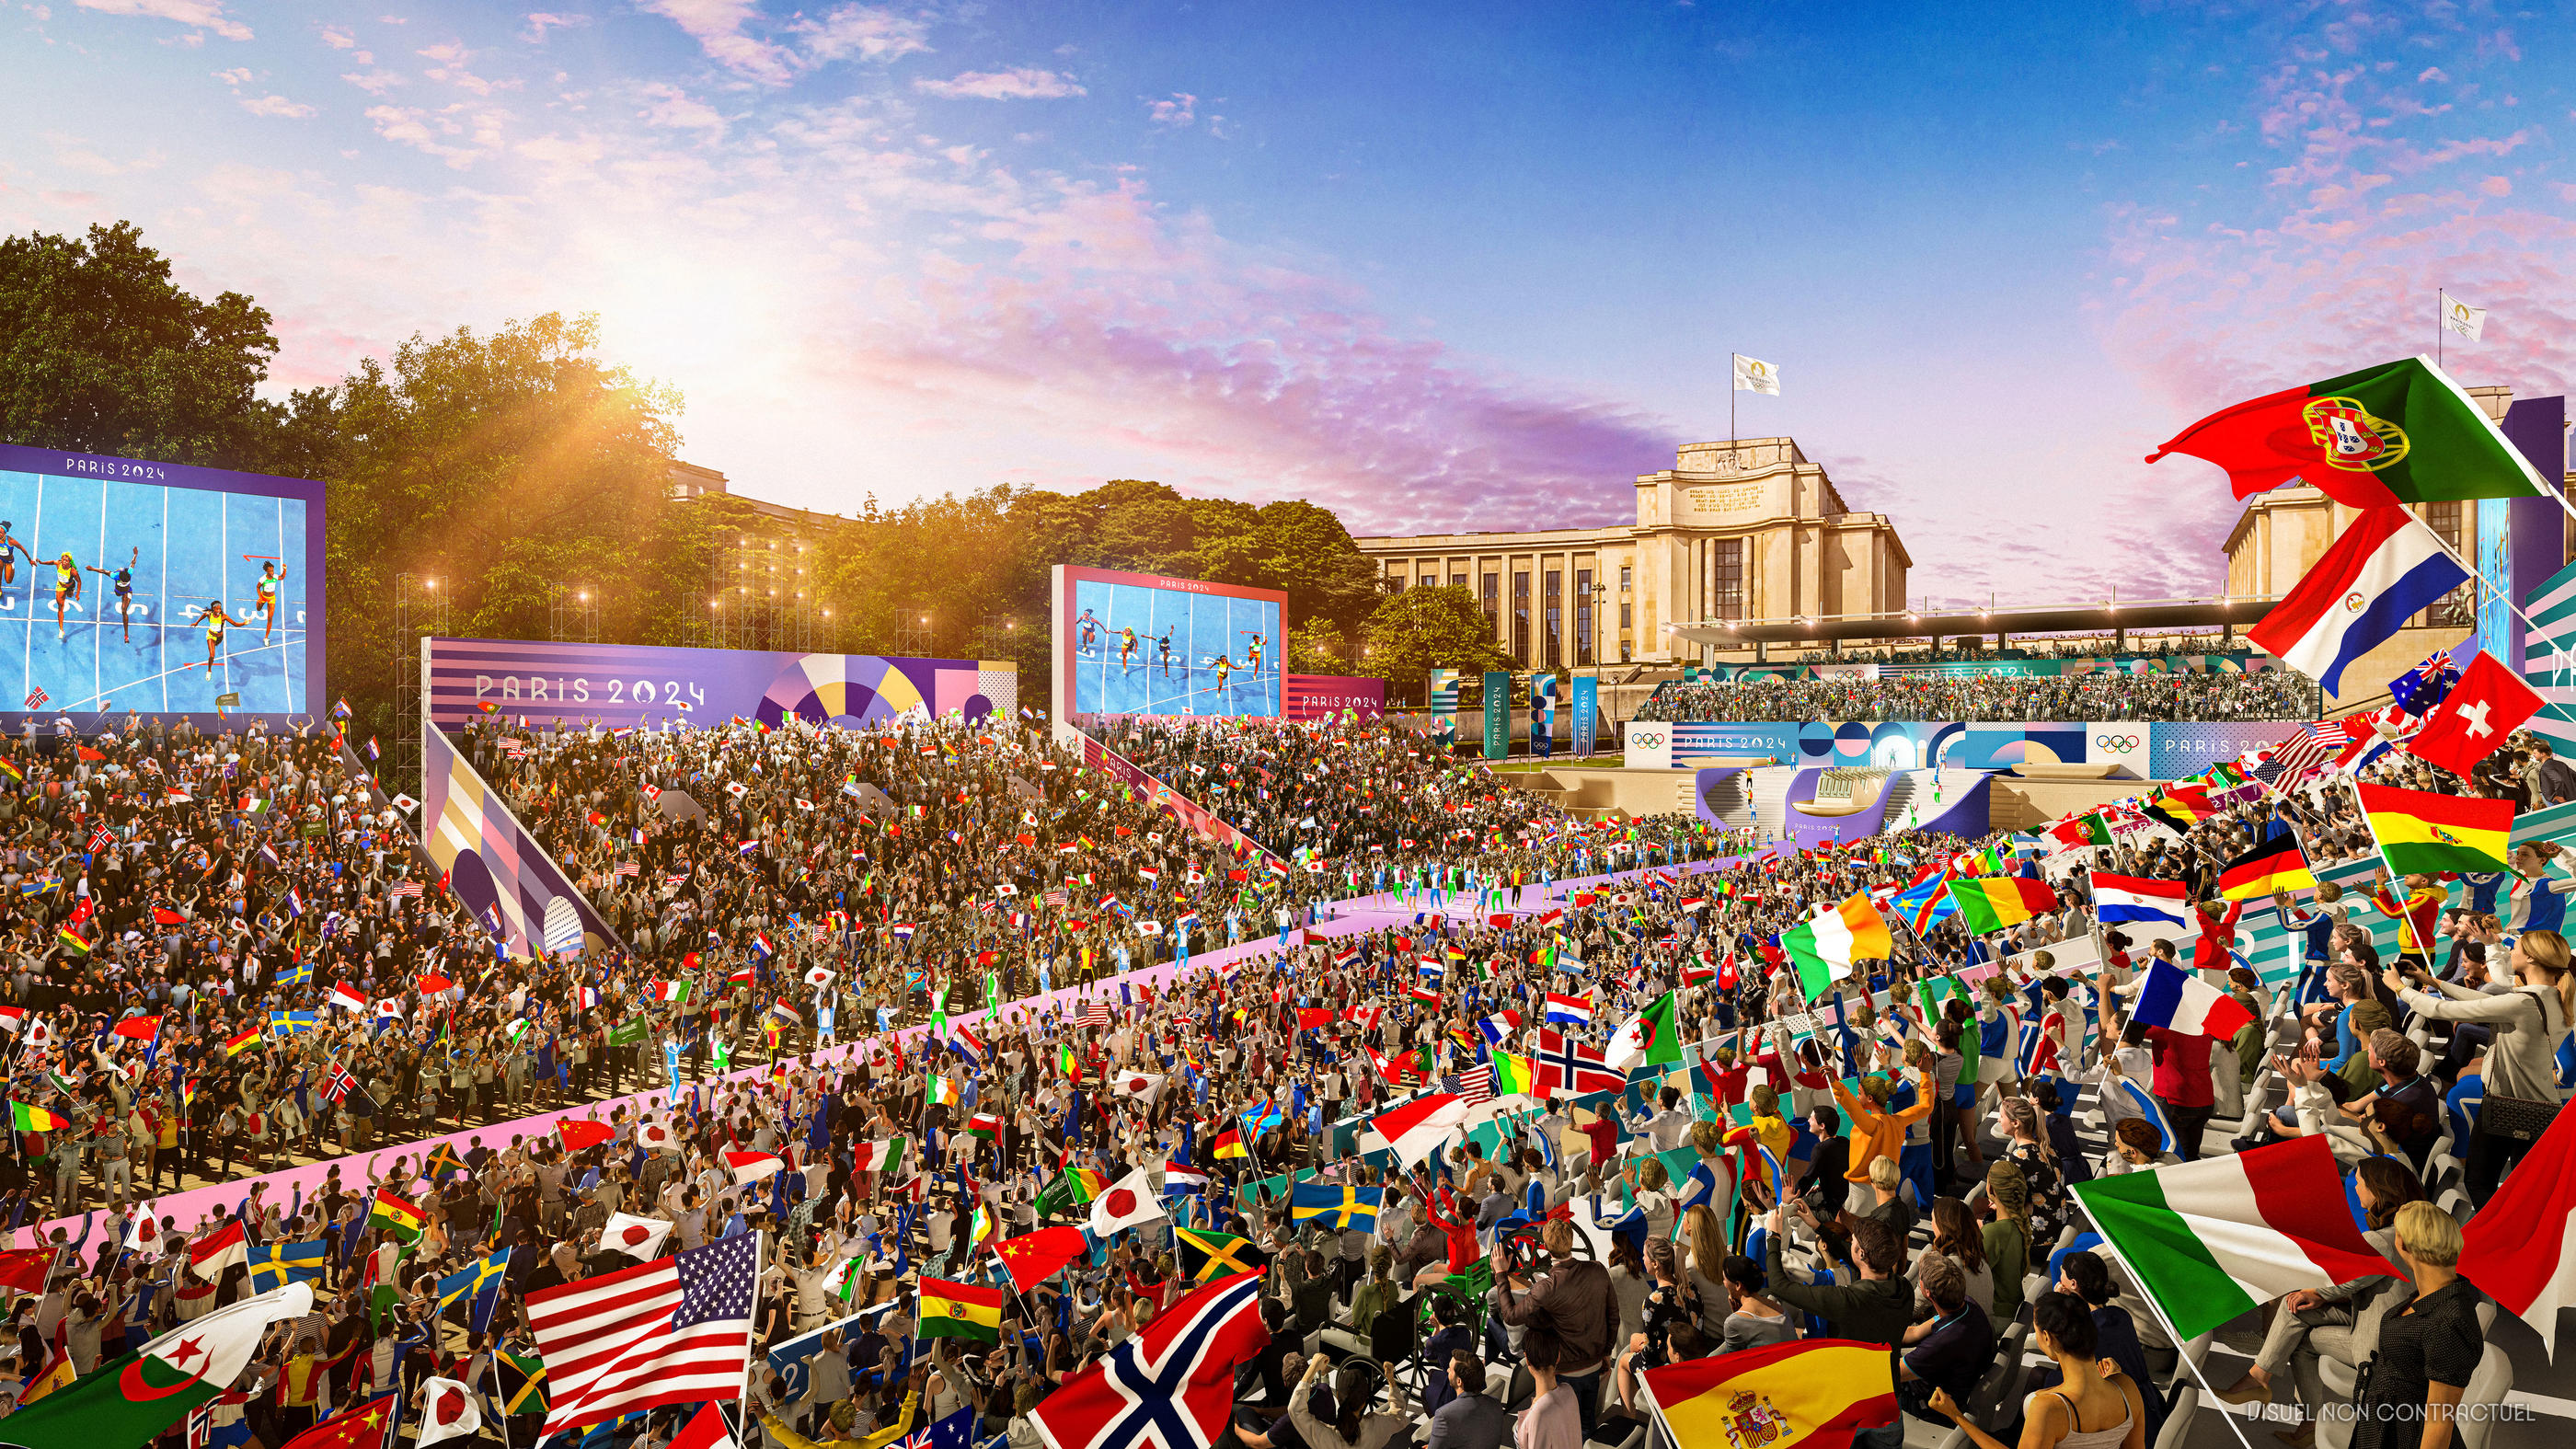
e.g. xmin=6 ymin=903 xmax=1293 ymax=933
xmin=49 ymin=552 xmax=79 ymax=641
xmin=256 ymin=559 xmax=289 ymax=643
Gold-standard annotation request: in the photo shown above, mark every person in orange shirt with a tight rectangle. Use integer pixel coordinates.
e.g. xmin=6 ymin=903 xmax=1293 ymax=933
xmin=2370 ymin=868 xmax=2445 ymax=965
xmin=1828 ymin=1068 xmax=1936 ymax=1226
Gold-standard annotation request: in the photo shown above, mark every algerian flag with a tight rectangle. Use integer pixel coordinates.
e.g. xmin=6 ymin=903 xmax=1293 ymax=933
xmin=1778 ymin=895 xmax=1894 ymax=998
xmin=1 ymin=1281 xmax=314 ymax=1449
xmin=1604 ymin=991 xmax=1683 ymax=1072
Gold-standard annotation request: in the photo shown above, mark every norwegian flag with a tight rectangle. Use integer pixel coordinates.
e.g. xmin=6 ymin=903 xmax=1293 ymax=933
xmin=1027 ymin=1273 xmax=1267 ymax=1449
xmin=86 ymin=826 xmax=114 ymax=855
xmin=21 ymin=687 xmax=44 ymax=709
xmin=321 ymin=1063 xmax=361 ymax=1104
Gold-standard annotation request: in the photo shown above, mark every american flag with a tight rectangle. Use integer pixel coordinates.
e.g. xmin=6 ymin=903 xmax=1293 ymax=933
xmin=1445 ymin=1066 xmax=1494 ymax=1108
xmin=1080 ymin=1001 xmax=1113 ymax=1028
xmin=2264 ymin=722 xmax=2343 ymax=787
xmin=389 ymin=880 xmax=423 ymax=900
xmin=524 ymin=1229 xmax=757 ymax=1434
xmin=615 ymin=861 xmax=641 ymax=877
xmin=21 ymin=688 xmax=43 ymax=709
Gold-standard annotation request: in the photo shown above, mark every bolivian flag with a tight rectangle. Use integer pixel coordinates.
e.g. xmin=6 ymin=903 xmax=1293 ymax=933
xmin=2358 ymin=783 xmax=2512 ymax=876
xmin=2217 ymin=837 xmax=2317 ymax=901
xmin=918 ymin=1276 xmax=1006 ymax=1342
xmin=224 ymin=1029 xmax=263 ymax=1057
xmin=369 ymin=1190 xmax=426 ymax=1242
xmin=1640 ymin=1339 xmax=1896 ymax=1449
xmin=1943 ymin=876 xmax=2060 ymax=936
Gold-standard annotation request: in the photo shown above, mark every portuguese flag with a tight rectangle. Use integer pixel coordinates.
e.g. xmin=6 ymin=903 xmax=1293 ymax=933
xmin=369 ymin=1189 xmax=426 ymax=1242
xmin=2357 ymin=782 xmax=2512 ymax=876
xmin=2047 ymin=811 xmax=2114 ymax=849
xmin=917 ymin=1276 xmax=1006 ymax=1342
xmin=1943 ymin=876 xmax=2060 ymax=935
xmin=2147 ymin=355 xmax=2553 ymax=510
xmin=2217 ymin=837 xmax=2317 ymax=901
xmin=0 ymin=1282 xmax=316 ymax=1449
xmin=2072 ymin=1137 xmax=2392 ymax=1340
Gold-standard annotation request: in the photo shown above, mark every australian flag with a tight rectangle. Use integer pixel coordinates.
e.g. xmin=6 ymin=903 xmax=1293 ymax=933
xmin=2389 ymin=648 xmax=2462 ymax=717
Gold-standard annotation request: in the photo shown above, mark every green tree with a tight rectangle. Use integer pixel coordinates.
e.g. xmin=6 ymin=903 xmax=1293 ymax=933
xmin=1358 ymin=586 xmax=1515 ymax=699
xmin=0 ymin=221 xmax=300 ymax=467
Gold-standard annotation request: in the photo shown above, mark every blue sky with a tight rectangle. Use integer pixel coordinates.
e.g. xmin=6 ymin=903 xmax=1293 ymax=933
xmin=5 ymin=0 xmax=2569 ymax=604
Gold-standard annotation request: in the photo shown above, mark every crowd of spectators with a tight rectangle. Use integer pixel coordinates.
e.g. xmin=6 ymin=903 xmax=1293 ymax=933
xmin=0 ymin=705 xmax=2562 ymax=1449
xmin=1637 ymin=669 xmax=2315 ymax=723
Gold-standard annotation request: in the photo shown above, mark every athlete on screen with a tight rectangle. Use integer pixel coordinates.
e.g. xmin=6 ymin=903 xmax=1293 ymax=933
xmin=1156 ymin=629 xmax=1176 ymax=679
xmin=1245 ymin=632 xmax=1267 ymax=677
xmin=0 ymin=523 xmax=27 ymax=595
xmin=255 ymin=559 xmax=289 ymax=643
xmin=1075 ymin=608 xmax=1101 ymax=656
xmin=86 ymin=547 xmax=139 ymax=642
xmin=1212 ymin=654 xmax=1236 ymax=693
xmin=199 ymin=599 xmax=237 ymax=671
xmin=48 ymin=552 xmax=80 ymax=641
xmin=1118 ymin=626 xmax=1139 ymax=669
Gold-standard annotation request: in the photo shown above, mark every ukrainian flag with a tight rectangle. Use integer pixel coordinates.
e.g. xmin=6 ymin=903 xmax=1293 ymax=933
xmin=1289 ymin=1181 xmax=1382 ymax=1232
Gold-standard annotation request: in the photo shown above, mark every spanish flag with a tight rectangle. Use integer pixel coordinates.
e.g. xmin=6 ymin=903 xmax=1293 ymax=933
xmin=2217 ymin=836 xmax=2317 ymax=901
xmin=370 ymin=1189 xmax=426 ymax=1241
xmin=1641 ymin=1339 xmax=1896 ymax=1449
xmin=918 ymin=1276 xmax=1006 ymax=1342
xmin=2358 ymin=782 xmax=2512 ymax=877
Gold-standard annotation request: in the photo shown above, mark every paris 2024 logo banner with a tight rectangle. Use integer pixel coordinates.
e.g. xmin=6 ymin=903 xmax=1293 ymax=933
xmin=423 ymin=638 xmax=1017 ymax=730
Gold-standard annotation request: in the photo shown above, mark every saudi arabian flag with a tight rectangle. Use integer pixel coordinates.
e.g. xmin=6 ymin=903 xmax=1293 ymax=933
xmin=1604 ymin=992 xmax=1684 ymax=1073
xmin=0 ymin=1281 xmax=316 ymax=1449
xmin=1778 ymin=895 xmax=1894 ymax=998
xmin=2071 ymin=1137 xmax=2393 ymax=1340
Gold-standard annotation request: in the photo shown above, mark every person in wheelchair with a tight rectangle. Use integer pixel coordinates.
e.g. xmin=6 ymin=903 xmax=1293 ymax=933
xmin=1286 ymin=1351 xmax=1414 ymax=1449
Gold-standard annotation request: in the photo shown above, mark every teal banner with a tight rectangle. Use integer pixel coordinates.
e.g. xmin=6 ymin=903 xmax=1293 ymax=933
xmin=1482 ymin=672 xmax=1512 ymax=759
xmin=1570 ymin=674 xmax=1599 ymax=758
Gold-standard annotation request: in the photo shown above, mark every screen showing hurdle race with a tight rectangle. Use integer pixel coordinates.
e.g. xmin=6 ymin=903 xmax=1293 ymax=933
xmin=0 ymin=444 xmax=326 ymax=719
xmin=1052 ymin=564 xmax=1286 ymax=720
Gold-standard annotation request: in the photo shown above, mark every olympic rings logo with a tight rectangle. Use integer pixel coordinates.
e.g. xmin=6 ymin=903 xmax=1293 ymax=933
xmin=2095 ymin=734 xmax=2141 ymax=751
xmin=1628 ymin=728 xmax=1667 ymax=749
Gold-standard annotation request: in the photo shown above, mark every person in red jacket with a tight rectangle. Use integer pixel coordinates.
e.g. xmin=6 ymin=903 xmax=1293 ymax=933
xmin=2143 ymin=1021 xmax=2216 ymax=1161
xmin=2370 ymin=868 xmax=2444 ymax=966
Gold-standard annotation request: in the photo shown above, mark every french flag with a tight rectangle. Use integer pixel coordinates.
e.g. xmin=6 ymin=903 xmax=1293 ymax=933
xmin=2248 ymin=506 xmax=2469 ymax=695
xmin=2132 ymin=959 xmax=2258 ymax=1040
xmin=2089 ymin=873 xmax=2191 ymax=929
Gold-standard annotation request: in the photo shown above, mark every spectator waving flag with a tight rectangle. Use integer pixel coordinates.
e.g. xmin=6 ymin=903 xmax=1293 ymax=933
xmin=523 ymin=1231 xmax=758 ymax=1435
xmin=1028 ymin=1273 xmax=1268 ymax=1449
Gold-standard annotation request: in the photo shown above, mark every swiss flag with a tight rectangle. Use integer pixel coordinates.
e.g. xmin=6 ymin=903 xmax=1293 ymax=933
xmin=2409 ymin=650 xmax=2543 ymax=778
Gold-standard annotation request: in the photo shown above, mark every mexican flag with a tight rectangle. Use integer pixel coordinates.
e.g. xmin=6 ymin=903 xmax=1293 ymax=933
xmin=1779 ymin=896 xmax=1893 ymax=998
xmin=0 ymin=1282 xmax=315 ymax=1449
xmin=2146 ymin=355 xmax=2551 ymax=510
xmin=2071 ymin=1137 xmax=2391 ymax=1339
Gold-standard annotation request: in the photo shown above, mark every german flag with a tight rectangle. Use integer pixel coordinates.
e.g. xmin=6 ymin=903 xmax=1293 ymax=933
xmin=2217 ymin=836 xmax=2317 ymax=901
xmin=224 ymin=1028 xmax=264 ymax=1056
xmin=917 ymin=1275 xmax=1006 ymax=1342
xmin=369 ymin=1189 xmax=426 ymax=1242
xmin=2359 ymin=783 xmax=2512 ymax=876
xmin=1942 ymin=876 xmax=2060 ymax=935
xmin=2142 ymin=784 xmax=2220 ymax=834
xmin=1210 ymin=1126 xmax=1248 ymax=1160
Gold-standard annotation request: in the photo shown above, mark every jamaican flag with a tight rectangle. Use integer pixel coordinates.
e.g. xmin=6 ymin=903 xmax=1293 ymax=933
xmin=495 ymin=1351 xmax=548 ymax=1415
xmin=1173 ymin=1225 xmax=1267 ymax=1283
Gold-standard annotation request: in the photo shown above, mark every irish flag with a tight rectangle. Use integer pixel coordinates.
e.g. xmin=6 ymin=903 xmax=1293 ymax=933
xmin=1779 ymin=895 xmax=1893 ymax=997
xmin=2071 ymin=1137 xmax=2392 ymax=1339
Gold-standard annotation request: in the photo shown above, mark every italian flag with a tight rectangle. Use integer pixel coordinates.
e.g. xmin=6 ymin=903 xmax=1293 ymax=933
xmin=2071 ymin=1137 xmax=2392 ymax=1340
xmin=852 ymin=1137 xmax=906 ymax=1174
xmin=0 ymin=1282 xmax=316 ymax=1449
xmin=1779 ymin=895 xmax=1894 ymax=997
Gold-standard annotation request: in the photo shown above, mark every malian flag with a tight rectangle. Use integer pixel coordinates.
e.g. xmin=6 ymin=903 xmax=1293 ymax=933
xmin=2072 ymin=1136 xmax=2391 ymax=1340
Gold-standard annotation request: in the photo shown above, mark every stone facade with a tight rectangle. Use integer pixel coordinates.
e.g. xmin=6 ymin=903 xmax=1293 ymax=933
xmin=1351 ymin=438 xmax=1912 ymax=667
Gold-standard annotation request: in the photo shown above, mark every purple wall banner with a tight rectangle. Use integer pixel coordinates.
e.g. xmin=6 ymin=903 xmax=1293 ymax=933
xmin=1283 ymin=673 xmax=1387 ymax=722
xmin=423 ymin=638 xmax=1017 ymax=730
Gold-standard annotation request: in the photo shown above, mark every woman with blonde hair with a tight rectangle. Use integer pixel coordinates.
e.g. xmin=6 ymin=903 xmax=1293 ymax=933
xmin=1681 ymin=1203 xmax=1731 ymax=1339
xmin=2387 ymin=927 xmax=2573 ymax=1205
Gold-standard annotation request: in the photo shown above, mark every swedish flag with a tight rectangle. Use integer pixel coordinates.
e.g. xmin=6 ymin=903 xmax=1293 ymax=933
xmin=246 ymin=1239 xmax=329 ymax=1292
xmin=1288 ymin=1181 xmax=1382 ymax=1233
xmin=438 ymin=1248 xmax=513 ymax=1331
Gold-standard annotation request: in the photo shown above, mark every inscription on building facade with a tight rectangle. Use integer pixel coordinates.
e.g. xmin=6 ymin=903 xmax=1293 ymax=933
xmin=1686 ymin=483 xmax=1763 ymax=515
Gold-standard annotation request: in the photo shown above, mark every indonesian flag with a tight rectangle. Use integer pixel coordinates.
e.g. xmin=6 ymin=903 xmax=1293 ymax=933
xmin=601 ymin=1212 xmax=677 ymax=1259
xmin=2460 ymin=1096 xmax=2576 ymax=1352
xmin=725 ymin=1150 xmax=787 ymax=1186
xmin=328 ymin=983 xmax=368 ymax=1013
xmin=1367 ymin=1093 xmax=1466 ymax=1169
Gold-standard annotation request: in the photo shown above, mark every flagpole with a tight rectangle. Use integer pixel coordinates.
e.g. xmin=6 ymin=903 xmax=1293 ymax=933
xmin=2083 ymin=1211 xmax=2266 ymax=1449
xmin=2437 ymin=287 xmax=2444 ymax=370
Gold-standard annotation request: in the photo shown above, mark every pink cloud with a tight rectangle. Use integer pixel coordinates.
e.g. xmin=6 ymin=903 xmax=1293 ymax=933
xmin=74 ymin=0 xmax=248 ymax=41
xmin=914 ymin=68 xmax=1084 ymax=101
